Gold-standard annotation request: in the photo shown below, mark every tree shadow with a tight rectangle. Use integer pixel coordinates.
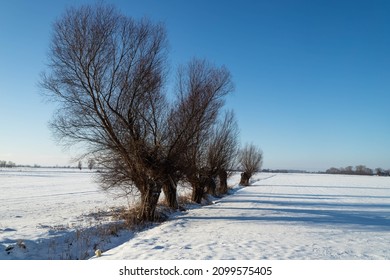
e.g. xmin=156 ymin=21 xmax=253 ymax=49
xmin=221 ymin=196 xmax=390 ymax=210
xmin=250 ymin=184 xmax=390 ymax=191
xmin=181 ymin=189 xmax=390 ymax=231
xmin=184 ymin=204 xmax=390 ymax=231
xmin=238 ymin=192 xmax=390 ymax=200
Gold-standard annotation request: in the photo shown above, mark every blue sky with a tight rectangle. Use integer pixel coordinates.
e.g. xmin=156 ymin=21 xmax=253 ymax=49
xmin=1 ymin=0 xmax=389 ymax=171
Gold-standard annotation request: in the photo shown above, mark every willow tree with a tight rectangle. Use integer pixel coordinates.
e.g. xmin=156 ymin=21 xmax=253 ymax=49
xmin=41 ymin=4 xmax=169 ymax=221
xmin=172 ymin=59 xmax=234 ymax=203
xmin=239 ymin=143 xmax=263 ymax=186
xmin=206 ymin=110 xmax=239 ymax=195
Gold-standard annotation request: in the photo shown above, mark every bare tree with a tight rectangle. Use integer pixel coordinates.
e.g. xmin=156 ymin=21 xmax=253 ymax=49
xmin=205 ymin=110 xmax=239 ymax=195
xmin=238 ymin=143 xmax=263 ymax=186
xmin=376 ymin=167 xmax=384 ymax=176
xmin=169 ymin=59 xmax=234 ymax=203
xmin=41 ymin=4 xmax=168 ymax=221
xmin=344 ymin=166 xmax=354 ymax=174
xmin=355 ymin=165 xmax=373 ymax=176
xmin=88 ymin=159 xmax=95 ymax=170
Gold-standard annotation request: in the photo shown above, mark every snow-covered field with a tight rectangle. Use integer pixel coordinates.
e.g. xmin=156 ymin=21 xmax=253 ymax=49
xmin=1 ymin=169 xmax=390 ymax=260
xmin=0 ymin=168 xmax=131 ymax=260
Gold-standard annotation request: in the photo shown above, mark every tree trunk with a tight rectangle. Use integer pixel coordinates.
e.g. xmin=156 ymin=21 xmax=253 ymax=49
xmin=205 ymin=176 xmax=217 ymax=196
xmin=191 ymin=185 xmax=203 ymax=204
xmin=191 ymin=179 xmax=206 ymax=204
xmin=162 ymin=176 xmax=178 ymax=209
xmin=239 ymin=172 xmax=251 ymax=186
xmin=139 ymin=181 xmax=162 ymax=222
xmin=218 ymin=170 xmax=228 ymax=194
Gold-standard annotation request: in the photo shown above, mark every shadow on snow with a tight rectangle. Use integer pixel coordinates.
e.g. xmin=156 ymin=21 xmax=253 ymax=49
xmin=181 ymin=185 xmax=390 ymax=231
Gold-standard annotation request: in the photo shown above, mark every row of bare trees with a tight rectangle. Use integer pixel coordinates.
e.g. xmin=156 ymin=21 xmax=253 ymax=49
xmin=41 ymin=4 xmax=262 ymax=222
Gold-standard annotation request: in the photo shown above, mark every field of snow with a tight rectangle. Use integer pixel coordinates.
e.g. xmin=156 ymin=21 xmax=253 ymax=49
xmin=1 ymin=169 xmax=390 ymax=260
xmin=98 ymin=173 xmax=390 ymax=260
xmin=0 ymin=168 xmax=131 ymax=259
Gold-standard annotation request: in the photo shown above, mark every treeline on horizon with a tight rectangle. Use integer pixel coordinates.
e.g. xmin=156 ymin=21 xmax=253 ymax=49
xmin=0 ymin=160 xmax=81 ymax=169
xmin=0 ymin=160 xmax=17 ymax=168
xmin=325 ymin=165 xmax=390 ymax=176
xmin=263 ymin=166 xmax=390 ymax=176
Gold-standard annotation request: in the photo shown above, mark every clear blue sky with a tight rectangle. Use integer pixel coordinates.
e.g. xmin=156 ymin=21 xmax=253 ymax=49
xmin=1 ymin=0 xmax=389 ymax=171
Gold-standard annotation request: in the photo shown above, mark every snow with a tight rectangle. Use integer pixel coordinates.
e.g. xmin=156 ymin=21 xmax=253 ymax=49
xmin=1 ymin=169 xmax=390 ymax=260
xmin=98 ymin=173 xmax=390 ymax=260
xmin=0 ymin=168 xmax=130 ymax=259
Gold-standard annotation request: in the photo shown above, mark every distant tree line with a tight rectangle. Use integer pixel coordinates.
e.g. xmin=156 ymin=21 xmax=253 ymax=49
xmin=0 ymin=160 xmax=16 ymax=168
xmin=0 ymin=160 xmax=95 ymax=169
xmin=325 ymin=165 xmax=390 ymax=176
xmin=261 ymin=169 xmax=312 ymax=174
xmin=262 ymin=169 xmax=289 ymax=173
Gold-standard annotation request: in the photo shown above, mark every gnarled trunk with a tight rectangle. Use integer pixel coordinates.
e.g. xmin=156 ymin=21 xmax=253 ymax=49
xmin=191 ymin=185 xmax=204 ymax=204
xmin=205 ymin=176 xmax=217 ymax=196
xmin=218 ymin=170 xmax=228 ymax=194
xmin=162 ymin=176 xmax=178 ymax=209
xmin=239 ymin=171 xmax=251 ymax=186
xmin=191 ymin=177 xmax=207 ymax=204
xmin=139 ymin=181 xmax=162 ymax=222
